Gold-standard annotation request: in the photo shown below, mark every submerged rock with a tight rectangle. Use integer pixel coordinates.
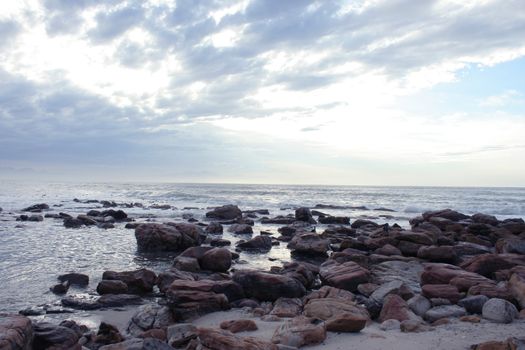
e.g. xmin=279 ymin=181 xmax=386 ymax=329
xmin=135 ymin=223 xmax=203 ymax=251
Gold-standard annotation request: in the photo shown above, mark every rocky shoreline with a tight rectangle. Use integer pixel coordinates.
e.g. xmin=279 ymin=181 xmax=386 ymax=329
xmin=2 ymin=202 xmax=525 ymax=349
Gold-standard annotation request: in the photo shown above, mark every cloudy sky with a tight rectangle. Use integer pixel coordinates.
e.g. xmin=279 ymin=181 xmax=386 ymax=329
xmin=0 ymin=0 xmax=524 ymax=186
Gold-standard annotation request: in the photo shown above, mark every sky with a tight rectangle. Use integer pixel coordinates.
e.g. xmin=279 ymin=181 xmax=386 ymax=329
xmin=0 ymin=0 xmax=524 ymax=186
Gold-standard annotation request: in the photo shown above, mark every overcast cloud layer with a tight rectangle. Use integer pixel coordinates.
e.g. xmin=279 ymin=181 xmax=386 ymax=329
xmin=0 ymin=0 xmax=524 ymax=185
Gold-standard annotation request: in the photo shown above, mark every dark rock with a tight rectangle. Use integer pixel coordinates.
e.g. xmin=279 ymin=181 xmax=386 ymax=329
xmin=95 ymin=322 xmax=124 ymax=346
xmin=319 ymin=216 xmax=350 ymax=225
xmin=295 ymin=207 xmax=316 ymax=224
xmin=417 ymin=245 xmax=457 ymax=263
xmin=206 ymin=205 xmax=242 ymax=220
xmin=375 ymin=244 xmax=402 ymax=256
xmin=50 ymin=281 xmax=70 ymax=295
xmin=228 ymin=224 xmax=253 ymax=234
xmin=458 ymin=295 xmax=489 ymax=314
xmin=63 ymin=217 xmax=84 ymax=228
xmin=205 ymin=221 xmax=223 ymax=234
xmin=127 ymin=305 xmax=175 ymax=337
xmin=22 ymin=203 xmax=49 ymax=212
xmin=233 ymin=270 xmax=306 ymax=301
xmin=236 ymin=235 xmax=272 ymax=251
xmin=33 ymin=321 xmax=80 ymax=350
xmin=102 ymin=269 xmax=157 ymax=294
xmin=166 ymin=285 xmax=230 ymax=321
xmin=422 ymin=209 xmax=469 ymax=222
xmin=125 ymin=222 xmax=140 ymax=229
xmin=135 ymin=223 xmax=203 ymax=251
xmin=351 ymin=219 xmax=379 ymax=229
xmin=472 ymin=213 xmax=499 ymax=226
xmin=210 ymin=238 xmax=231 ymax=247
xmin=156 ymin=268 xmax=195 ymax=293
xmin=97 ymin=280 xmax=128 ymax=295
xmin=261 ymin=216 xmax=296 ymax=225
xmin=199 ymin=248 xmax=232 ymax=272
xmin=58 ymin=273 xmax=89 ymax=286
xmin=76 ymin=214 xmax=97 ymax=226
xmin=461 ymin=253 xmax=525 ymax=277
xmin=0 ymin=314 xmax=33 ymax=350
xmin=287 ymin=232 xmax=329 ymax=256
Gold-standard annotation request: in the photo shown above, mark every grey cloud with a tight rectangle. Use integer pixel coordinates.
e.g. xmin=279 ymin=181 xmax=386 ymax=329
xmin=88 ymin=5 xmax=145 ymax=42
xmin=0 ymin=20 xmax=21 ymax=47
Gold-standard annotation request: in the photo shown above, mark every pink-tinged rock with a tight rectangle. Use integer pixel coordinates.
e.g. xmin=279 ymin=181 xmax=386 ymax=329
xmin=168 ymin=279 xmax=245 ymax=302
xmin=199 ymin=248 xmax=232 ymax=272
xmin=270 ymin=298 xmax=303 ymax=318
xmin=420 ymin=263 xmax=487 ymax=286
xmin=396 ymin=231 xmax=434 ymax=245
xmin=422 ymin=209 xmax=469 ymax=222
xmin=272 ymin=316 xmax=326 ymax=348
xmin=417 ymin=246 xmax=457 ymax=263
xmin=197 ymin=327 xmax=278 ymax=350
xmin=468 ymin=283 xmax=514 ymax=301
xmin=509 ymin=267 xmax=525 ymax=309
xmin=461 ymin=254 xmax=525 ymax=277
xmin=375 ymin=244 xmax=402 ymax=256
xmin=449 ymin=274 xmax=495 ymax=292
xmin=325 ymin=313 xmax=368 ymax=332
xmin=0 ymin=314 xmax=33 ymax=350
xmin=220 ymin=319 xmax=258 ymax=333
xmin=102 ymin=269 xmax=157 ymax=294
xmin=319 ymin=260 xmax=371 ymax=292
xmin=422 ymin=284 xmax=462 ymax=304
xmin=287 ymin=232 xmax=330 ymax=256
xmin=379 ymin=294 xmax=414 ymax=323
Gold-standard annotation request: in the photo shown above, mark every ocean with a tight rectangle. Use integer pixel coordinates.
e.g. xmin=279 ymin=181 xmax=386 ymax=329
xmin=0 ymin=181 xmax=524 ymax=314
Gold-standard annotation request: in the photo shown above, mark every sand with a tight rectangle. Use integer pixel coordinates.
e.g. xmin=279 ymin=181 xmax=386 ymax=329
xmin=193 ymin=309 xmax=525 ymax=350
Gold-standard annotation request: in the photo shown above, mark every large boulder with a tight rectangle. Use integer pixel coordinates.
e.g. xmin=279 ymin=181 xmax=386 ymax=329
xmin=167 ymin=288 xmax=229 ymax=321
xmin=378 ymin=294 xmax=415 ymax=323
xmin=33 ymin=322 xmax=81 ymax=350
xmin=421 ymin=209 xmax=469 ymax=222
xmin=135 ymin=223 xmax=203 ymax=251
xmin=233 ymin=270 xmax=306 ymax=301
xmin=102 ymin=269 xmax=157 ymax=294
xmin=417 ymin=246 xmax=457 ymax=263
xmin=206 ymin=205 xmax=242 ymax=220
xmin=0 ymin=314 xmax=33 ymax=350
xmin=97 ymin=280 xmax=128 ymax=295
xmin=287 ymin=232 xmax=330 ymax=256
xmin=127 ymin=304 xmax=175 ymax=337
xmin=482 ymin=298 xmax=519 ymax=323
xmin=295 ymin=207 xmax=316 ymax=224
xmin=319 ymin=260 xmax=371 ymax=292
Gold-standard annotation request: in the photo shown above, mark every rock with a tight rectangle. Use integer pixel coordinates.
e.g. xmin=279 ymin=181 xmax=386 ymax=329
xmin=101 ymin=209 xmax=127 ymax=220
xmin=422 ymin=284 xmax=462 ymax=304
xmin=98 ymin=338 xmax=173 ymax=350
xmin=77 ymin=214 xmax=97 ymax=226
xmin=460 ymin=315 xmax=481 ymax=323
xmin=379 ymin=294 xmax=415 ymax=323
xmin=97 ymin=280 xmax=128 ymax=295
xmin=166 ymin=323 xmax=197 ymax=347
xmin=287 ymin=232 xmax=329 ymax=256
xmin=509 ymin=269 xmax=525 ymax=308
xmin=64 ymin=217 xmax=84 ymax=228
xmin=370 ymin=280 xmax=414 ymax=304
xmin=375 ymin=244 xmax=402 ymax=256
xmin=304 ymin=297 xmax=369 ymax=322
xmin=400 ymin=319 xmax=431 ymax=333
xmin=233 ymin=270 xmax=306 ymax=301
xmin=420 ymin=263 xmax=487 ymax=285
xmin=128 ymin=305 xmax=175 ymax=337
xmin=319 ymin=260 xmax=370 ymax=292
xmin=304 ymin=285 xmax=355 ymax=303
xmin=325 ymin=313 xmax=368 ymax=332
xmin=407 ymin=295 xmax=431 ymax=317
xmin=262 ymin=216 xmax=296 ymax=225
xmin=228 ymin=224 xmax=253 ymax=234
xmin=458 ymin=295 xmax=489 ymax=314
xmin=139 ymin=223 xmax=204 ymax=251
xmin=270 ymin=298 xmax=303 ymax=318
xmin=472 ymin=213 xmax=499 ymax=226
xmin=468 ymin=283 xmax=513 ymax=301
xmin=95 ymin=322 xmax=124 ymax=346
xmin=33 ymin=321 xmax=81 ymax=350
xmin=210 ymin=238 xmax=231 ymax=247
xmin=197 ymin=327 xmax=278 ymax=350
xmin=102 ymin=269 xmax=157 ymax=294
xmin=417 ymin=246 xmax=457 ymax=263
xmin=50 ymin=281 xmax=70 ymax=294
xmin=174 ymin=256 xmax=201 ymax=272
xmin=138 ymin=328 xmax=166 ymax=341
xmin=205 ymin=221 xmax=223 ymax=234
xmin=0 ymin=314 xmax=33 ymax=350
xmin=496 ymin=238 xmax=525 ymax=255
xmin=396 ymin=231 xmax=433 ymax=245
xmin=200 ymin=248 xmax=232 ymax=272
xmin=156 ymin=268 xmax=195 ymax=293
xmin=295 ymin=207 xmax=316 ymax=224
xmin=461 ymin=254 xmax=525 ymax=277
xmin=422 ymin=209 xmax=469 ymax=222
xmin=22 ymin=203 xmax=49 ymax=212
xmin=357 ymin=283 xmax=379 ymax=297
xmin=424 ymin=305 xmax=466 ymax=322
xmin=169 ymin=279 xmax=244 ymax=302
xmin=272 ymin=316 xmax=326 ymax=348
xmin=372 ymin=261 xmax=423 ymax=294
xmin=449 ymin=274 xmax=495 ymax=292
xmin=26 ymin=214 xmax=44 ymax=222
xmin=206 ymin=205 xmax=242 ymax=220
xmin=318 ymin=216 xmax=350 ymax=225
xmin=220 ymin=320 xmax=258 ymax=333
xmin=482 ymin=298 xmax=518 ymax=323
xmin=236 ymin=235 xmax=272 ymax=251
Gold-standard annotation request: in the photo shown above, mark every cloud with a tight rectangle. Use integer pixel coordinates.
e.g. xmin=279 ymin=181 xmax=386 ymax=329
xmin=480 ymin=90 xmax=523 ymax=107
